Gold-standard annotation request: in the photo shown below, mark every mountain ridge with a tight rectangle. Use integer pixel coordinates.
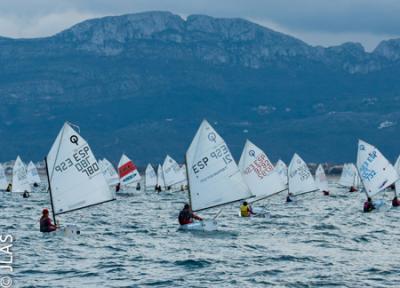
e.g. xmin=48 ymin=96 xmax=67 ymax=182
xmin=0 ymin=11 xmax=399 ymax=164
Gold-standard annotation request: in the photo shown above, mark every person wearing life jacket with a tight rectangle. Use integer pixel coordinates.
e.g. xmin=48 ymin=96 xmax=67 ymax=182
xmin=323 ymin=190 xmax=330 ymax=196
xmin=40 ymin=208 xmax=57 ymax=233
xmin=136 ymin=182 xmax=141 ymax=191
xmin=240 ymin=201 xmax=255 ymax=217
xmin=286 ymin=193 xmax=293 ymax=203
xmin=6 ymin=183 xmax=12 ymax=192
xmin=23 ymin=191 xmax=30 ymax=198
xmin=178 ymin=203 xmax=203 ymax=225
xmin=349 ymin=186 xmax=358 ymax=192
xmin=392 ymin=196 xmax=400 ymax=207
xmin=363 ymin=197 xmax=375 ymax=213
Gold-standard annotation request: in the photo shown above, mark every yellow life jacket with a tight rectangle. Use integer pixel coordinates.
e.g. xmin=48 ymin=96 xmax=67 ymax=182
xmin=240 ymin=204 xmax=250 ymax=217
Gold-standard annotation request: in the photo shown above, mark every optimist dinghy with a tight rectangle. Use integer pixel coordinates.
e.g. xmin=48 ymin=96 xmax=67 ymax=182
xmin=45 ymin=122 xmax=116 ymax=236
xmin=356 ymin=140 xmax=398 ymax=210
xmin=181 ymin=120 xmax=252 ymax=231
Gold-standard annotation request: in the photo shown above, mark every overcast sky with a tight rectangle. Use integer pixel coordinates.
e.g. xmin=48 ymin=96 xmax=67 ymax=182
xmin=0 ymin=0 xmax=399 ymax=51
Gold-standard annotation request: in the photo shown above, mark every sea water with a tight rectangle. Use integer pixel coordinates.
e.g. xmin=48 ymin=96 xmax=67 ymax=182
xmin=1 ymin=182 xmax=400 ymax=287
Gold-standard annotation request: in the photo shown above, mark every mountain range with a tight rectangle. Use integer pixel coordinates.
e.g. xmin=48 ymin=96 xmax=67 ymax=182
xmin=1 ymin=11 xmax=400 ymax=166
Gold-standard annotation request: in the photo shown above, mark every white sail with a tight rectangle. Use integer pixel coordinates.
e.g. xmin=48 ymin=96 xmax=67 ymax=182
xmin=100 ymin=158 xmax=120 ymax=186
xmin=162 ymin=155 xmax=186 ymax=188
xmin=46 ymin=123 xmax=115 ymax=215
xmin=394 ymin=155 xmax=400 ymax=196
xmin=118 ymin=154 xmax=141 ymax=186
xmin=338 ymin=163 xmax=356 ymax=187
xmin=315 ymin=164 xmax=329 ymax=192
xmin=356 ymin=140 xmax=399 ymax=197
xmin=12 ymin=156 xmax=31 ymax=193
xmin=186 ymin=120 xmax=252 ymax=211
xmin=275 ymin=160 xmax=288 ymax=186
xmin=238 ymin=140 xmax=287 ymax=202
xmin=145 ymin=164 xmax=157 ymax=190
xmin=27 ymin=161 xmax=41 ymax=186
xmin=0 ymin=163 xmax=8 ymax=190
xmin=288 ymin=153 xmax=317 ymax=196
xmin=179 ymin=164 xmax=188 ymax=187
xmin=156 ymin=164 xmax=165 ymax=189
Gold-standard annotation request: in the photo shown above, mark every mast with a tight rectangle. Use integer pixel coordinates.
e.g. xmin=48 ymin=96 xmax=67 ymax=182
xmin=184 ymin=155 xmax=192 ymax=208
xmin=44 ymin=157 xmax=57 ymax=225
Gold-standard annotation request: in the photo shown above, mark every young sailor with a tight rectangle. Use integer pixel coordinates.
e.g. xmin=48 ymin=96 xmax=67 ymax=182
xmin=349 ymin=186 xmax=358 ymax=192
xmin=178 ymin=204 xmax=203 ymax=225
xmin=6 ymin=183 xmax=12 ymax=192
xmin=286 ymin=193 xmax=293 ymax=203
xmin=392 ymin=196 xmax=400 ymax=207
xmin=240 ymin=201 xmax=255 ymax=217
xmin=23 ymin=191 xmax=30 ymax=198
xmin=39 ymin=208 xmax=57 ymax=233
xmin=363 ymin=197 xmax=375 ymax=213
xmin=323 ymin=190 xmax=330 ymax=196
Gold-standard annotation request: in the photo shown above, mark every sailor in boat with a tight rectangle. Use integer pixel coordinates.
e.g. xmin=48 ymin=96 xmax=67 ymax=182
xmin=6 ymin=183 xmax=12 ymax=192
xmin=240 ymin=201 xmax=255 ymax=217
xmin=39 ymin=209 xmax=58 ymax=233
xmin=323 ymin=190 xmax=330 ymax=196
xmin=115 ymin=183 xmax=121 ymax=192
xmin=178 ymin=203 xmax=203 ymax=225
xmin=33 ymin=182 xmax=39 ymax=188
xmin=286 ymin=193 xmax=293 ymax=203
xmin=136 ymin=182 xmax=141 ymax=191
xmin=22 ymin=191 xmax=30 ymax=198
xmin=392 ymin=196 xmax=400 ymax=207
xmin=363 ymin=197 xmax=376 ymax=213
xmin=349 ymin=186 xmax=358 ymax=192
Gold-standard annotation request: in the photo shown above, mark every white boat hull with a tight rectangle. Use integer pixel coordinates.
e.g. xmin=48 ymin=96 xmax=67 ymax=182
xmin=179 ymin=220 xmax=218 ymax=232
xmin=56 ymin=224 xmax=81 ymax=236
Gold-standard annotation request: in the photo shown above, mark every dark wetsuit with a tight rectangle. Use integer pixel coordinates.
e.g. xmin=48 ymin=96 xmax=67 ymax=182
xmin=363 ymin=201 xmax=375 ymax=213
xmin=178 ymin=209 xmax=201 ymax=225
xmin=286 ymin=196 xmax=292 ymax=203
xmin=392 ymin=199 xmax=400 ymax=207
xmin=40 ymin=217 xmax=57 ymax=233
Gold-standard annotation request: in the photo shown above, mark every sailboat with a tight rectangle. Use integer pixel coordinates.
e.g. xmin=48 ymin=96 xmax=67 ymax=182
xmin=287 ymin=153 xmax=318 ymax=198
xmin=315 ymin=164 xmax=329 ymax=195
xmin=162 ymin=155 xmax=186 ymax=191
xmin=27 ymin=161 xmax=42 ymax=188
xmin=183 ymin=120 xmax=253 ymax=231
xmin=117 ymin=154 xmax=141 ymax=188
xmin=99 ymin=158 xmax=120 ymax=187
xmin=238 ymin=140 xmax=287 ymax=207
xmin=12 ymin=156 xmax=31 ymax=193
xmin=356 ymin=140 xmax=398 ymax=207
xmin=275 ymin=160 xmax=288 ymax=186
xmin=45 ymin=122 xmax=116 ymax=235
xmin=156 ymin=164 xmax=165 ymax=191
xmin=144 ymin=164 xmax=157 ymax=191
xmin=394 ymin=156 xmax=400 ymax=197
xmin=0 ymin=164 xmax=8 ymax=191
xmin=338 ymin=163 xmax=360 ymax=191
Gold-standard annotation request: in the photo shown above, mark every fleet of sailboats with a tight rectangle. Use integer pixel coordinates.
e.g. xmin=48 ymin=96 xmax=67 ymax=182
xmin=2 ymin=120 xmax=400 ymax=235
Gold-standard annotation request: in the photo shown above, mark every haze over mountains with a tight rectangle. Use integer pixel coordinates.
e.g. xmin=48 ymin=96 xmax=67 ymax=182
xmin=1 ymin=11 xmax=399 ymax=165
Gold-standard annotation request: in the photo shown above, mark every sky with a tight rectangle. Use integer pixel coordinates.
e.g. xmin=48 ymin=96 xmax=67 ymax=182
xmin=0 ymin=0 xmax=399 ymax=51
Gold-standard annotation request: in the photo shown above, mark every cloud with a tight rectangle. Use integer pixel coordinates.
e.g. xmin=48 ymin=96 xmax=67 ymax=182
xmin=0 ymin=0 xmax=399 ymax=49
